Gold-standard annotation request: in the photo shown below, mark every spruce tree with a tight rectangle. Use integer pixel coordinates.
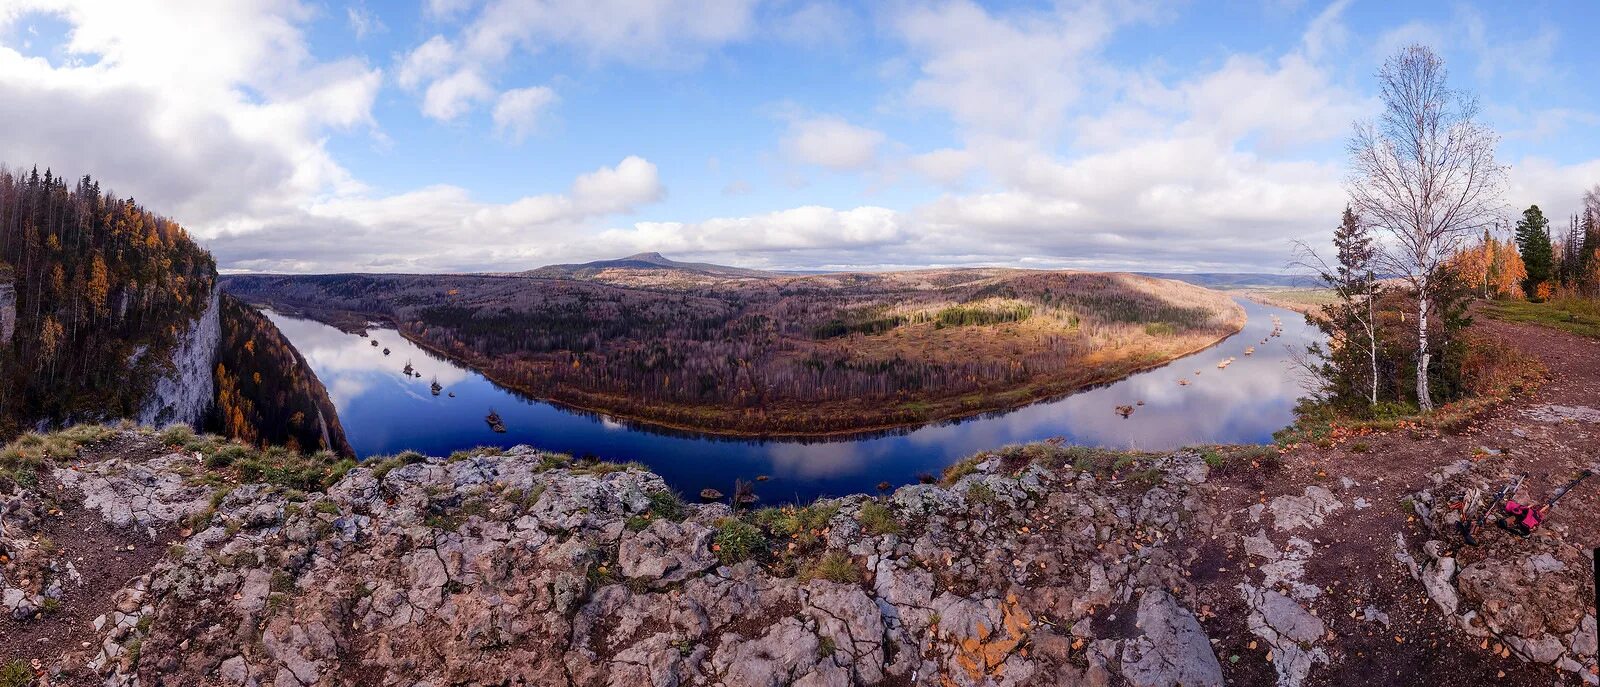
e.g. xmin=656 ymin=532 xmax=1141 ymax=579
xmin=1306 ymin=207 xmax=1382 ymax=407
xmin=1514 ymin=204 xmax=1554 ymax=298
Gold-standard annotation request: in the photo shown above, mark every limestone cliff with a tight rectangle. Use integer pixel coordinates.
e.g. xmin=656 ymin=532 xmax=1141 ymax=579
xmin=136 ymin=284 xmax=221 ymax=428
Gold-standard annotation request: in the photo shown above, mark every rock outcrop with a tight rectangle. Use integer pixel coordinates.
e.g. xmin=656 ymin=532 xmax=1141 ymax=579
xmin=136 ymin=284 xmax=221 ymax=428
xmin=1408 ymin=460 xmax=1598 ymax=685
xmin=2 ymin=431 xmax=1232 ymax=686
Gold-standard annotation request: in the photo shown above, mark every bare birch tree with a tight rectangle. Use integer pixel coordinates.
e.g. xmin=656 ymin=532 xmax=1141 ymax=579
xmin=1346 ymin=45 xmax=1506 ymax=412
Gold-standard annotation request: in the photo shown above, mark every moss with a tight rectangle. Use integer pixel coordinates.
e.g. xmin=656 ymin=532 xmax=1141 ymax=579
xmin=857 ymin=501 xmax=902 ymax=536
xmin=818 ymin=635 xmax=837 ymax=658
xmin=313 ymin=500 xmax=341 ymax=515
xmin=624 ymin=515 xmax=651 ymax=532
xmin=964 ymin=481 xmax=996 ymax=505
xmin=269 ymin=569 xmax=296 ymax=594
xmin=1126 ymin=468 xmax=1164 ymax=489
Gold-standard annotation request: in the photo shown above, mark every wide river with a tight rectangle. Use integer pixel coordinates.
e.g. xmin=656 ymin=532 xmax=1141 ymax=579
xmin=267 ymin=298 xmax=1318 ymax=503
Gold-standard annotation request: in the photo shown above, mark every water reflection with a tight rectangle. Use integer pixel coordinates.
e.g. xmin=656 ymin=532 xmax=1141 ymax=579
xmin=266 ymin=298 xmax=1319 ymax=503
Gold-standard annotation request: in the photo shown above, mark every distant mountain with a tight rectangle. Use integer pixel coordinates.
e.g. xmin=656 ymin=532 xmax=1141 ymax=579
xmin=1138 ymin=272 xmax=1318 ymax=289
xmin=523 ymin=252 xmax=777 ymax=280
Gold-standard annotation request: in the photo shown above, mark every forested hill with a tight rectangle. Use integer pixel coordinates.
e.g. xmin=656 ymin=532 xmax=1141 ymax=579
xmin=0 ymin=166 xmax=350 ymax=455
xmin=211 ymin=293 xmax=352 ymax=456
xmin=0 ymin=167 xmax=216 ymax=436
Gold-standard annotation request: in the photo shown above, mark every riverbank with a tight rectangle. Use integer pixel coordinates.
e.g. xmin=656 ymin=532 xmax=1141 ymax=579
xmin=223 ymin=269 xmax=1248 ymax=437
xmin=391 ymin=308 xmax=1247 ymax=441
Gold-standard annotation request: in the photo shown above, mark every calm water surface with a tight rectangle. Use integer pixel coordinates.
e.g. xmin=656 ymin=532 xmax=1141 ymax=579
xmin=267 ymin=299 xmax=1318 ymax=502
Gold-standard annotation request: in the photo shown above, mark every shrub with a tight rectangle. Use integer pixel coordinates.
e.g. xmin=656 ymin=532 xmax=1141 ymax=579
xmin=857 ymin=501 xmax=901 ymax=536
xmin=713 ymin=518 xmax=767 ymax=564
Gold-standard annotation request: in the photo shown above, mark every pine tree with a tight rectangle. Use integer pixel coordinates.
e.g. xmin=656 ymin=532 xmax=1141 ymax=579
xmin=1514 ymin=205 xmax=1554 ymax=299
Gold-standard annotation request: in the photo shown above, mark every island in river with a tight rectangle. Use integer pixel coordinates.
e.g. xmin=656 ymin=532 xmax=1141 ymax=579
xmin=221 ymin=253 xmax=1246 ymax=436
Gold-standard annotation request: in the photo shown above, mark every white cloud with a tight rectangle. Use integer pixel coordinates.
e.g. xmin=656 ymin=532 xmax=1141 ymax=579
xmin=346 ymin=5 xmax=384 ymax=40
xmin=421 ymin=67 xmax=493 ymax=120
xmin=397 ymin=35 xmax=455 ymax=90
xmin=773 ymin=1 xmax=855 ymax=48
xmin=492 ymin=85 xmax=557 ymax=142
xmin=212 ymin=157 xmax=665 ymax=272
xmin=461 ymin=0 xmax=758 ymax=66
xmin=893 ymin=0 xmax=1148 ymax=142
xmin=0 ymin=0 xmax=379 ymax=230
xmin=781 ymin=116 xmax=884 ymax=171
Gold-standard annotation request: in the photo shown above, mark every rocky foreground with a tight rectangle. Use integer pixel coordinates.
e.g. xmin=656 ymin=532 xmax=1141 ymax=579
xmin=1 ymin=422 xmax=1594 ymax=687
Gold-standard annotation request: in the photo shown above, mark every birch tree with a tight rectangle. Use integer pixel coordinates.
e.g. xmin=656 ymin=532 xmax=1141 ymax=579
xmin=1346 ymin=45 xmax=1506 ymax=412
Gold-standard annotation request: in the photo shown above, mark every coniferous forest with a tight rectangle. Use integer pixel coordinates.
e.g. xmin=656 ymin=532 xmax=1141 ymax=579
xmin=0 ymin=167 xmax=215 ymax=436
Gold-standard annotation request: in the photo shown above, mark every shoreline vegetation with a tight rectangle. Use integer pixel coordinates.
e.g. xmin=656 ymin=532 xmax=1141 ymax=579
xmin=389 ymin=312 xmax=1246 ymax=439
xmin=227 ymin=268 xmax=1246 ymax=437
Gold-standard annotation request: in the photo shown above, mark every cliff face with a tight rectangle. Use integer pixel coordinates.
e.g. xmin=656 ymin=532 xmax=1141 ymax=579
xmin=0 ymin=274 xmax=15 ymax=347
xmin=136 ymin=284 xmax=221 ymax=428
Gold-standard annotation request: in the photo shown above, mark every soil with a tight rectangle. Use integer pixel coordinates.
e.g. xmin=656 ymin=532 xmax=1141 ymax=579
xmin=0 ymin=433 xmax=181 ymax=680
xmin=1196 ymin=314 xmax=1600 ymax=686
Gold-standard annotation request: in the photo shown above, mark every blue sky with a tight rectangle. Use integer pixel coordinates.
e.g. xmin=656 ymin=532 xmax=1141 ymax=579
xmin=1 ymin=1 xmax=1597 ymax=273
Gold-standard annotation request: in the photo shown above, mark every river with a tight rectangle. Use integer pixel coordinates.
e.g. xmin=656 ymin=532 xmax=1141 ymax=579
xmin=265 ymin=298 xmax=1318 ymax=502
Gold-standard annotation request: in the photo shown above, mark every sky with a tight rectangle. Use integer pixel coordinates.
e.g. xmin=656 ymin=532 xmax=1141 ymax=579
xmin=1 ymin=0 xmax=1598 ymax=274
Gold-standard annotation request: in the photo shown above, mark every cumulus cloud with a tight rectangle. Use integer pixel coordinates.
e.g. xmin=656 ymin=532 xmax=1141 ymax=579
xmin=421 ymin=67 xmax=493 ymax=121
xmin=492 ymin=85 xmax=557 ymax=142
xmin=0 ymin=0 xmax=379 ymax=230
xmin=395 ymin=0 xmax=758 ymax=127
xmin=211 ymin=157 xmax=665 ymax=273
xmin=781 ymin=116 xmax=885 ymax=171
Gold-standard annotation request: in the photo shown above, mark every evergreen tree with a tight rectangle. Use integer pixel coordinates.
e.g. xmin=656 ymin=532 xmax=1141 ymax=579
xmin=1514 ymin=204 xmax=1554 ymax=298
xmin=1304 ymin=207 xmax=1383 ymax=407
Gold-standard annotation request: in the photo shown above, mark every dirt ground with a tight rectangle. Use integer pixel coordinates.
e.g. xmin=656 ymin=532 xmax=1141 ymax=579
xmin=0 ymin=433 xmax=180 ymax=682
xmin=1195 ymin=315 xmax=1599 ymax=686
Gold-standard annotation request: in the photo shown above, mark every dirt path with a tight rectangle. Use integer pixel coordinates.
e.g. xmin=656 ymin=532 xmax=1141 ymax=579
xmin=1194 ymin=316 xmax=1599 ymax=686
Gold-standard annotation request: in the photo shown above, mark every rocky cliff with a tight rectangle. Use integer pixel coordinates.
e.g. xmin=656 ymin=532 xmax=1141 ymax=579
xmin=136 ymin=284 xmax=222 ymax=428
xmin=0 ymin=272 xmax=15 ymax=347
xmin=0 ymin=427 xmax=1593 ymax=686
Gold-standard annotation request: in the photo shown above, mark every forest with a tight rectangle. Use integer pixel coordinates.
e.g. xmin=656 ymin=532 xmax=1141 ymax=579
xmin=209 ymin=293 xmax=352 ymax=456
xmin=0 ymin=167 xmax=215 ymax=437
xmin=225 ymin=267 xmax=1244 ymax=434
